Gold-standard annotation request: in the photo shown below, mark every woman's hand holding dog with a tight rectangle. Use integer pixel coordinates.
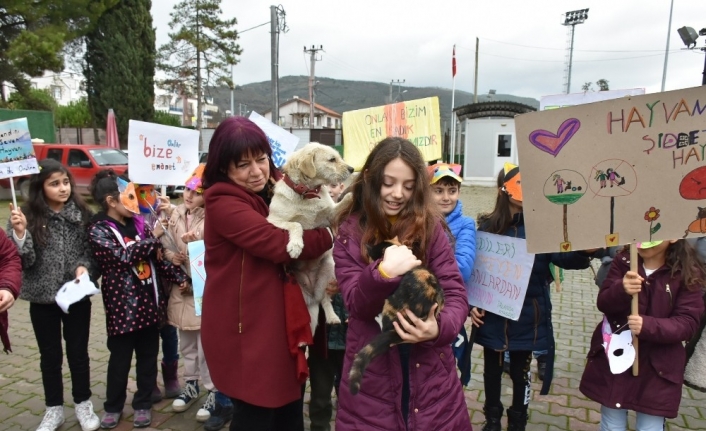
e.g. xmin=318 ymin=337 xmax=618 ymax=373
xmin=393 ymin=304 xmax=440 ymax=343
xmin=379 ymin=245 xmax=421 ymax=278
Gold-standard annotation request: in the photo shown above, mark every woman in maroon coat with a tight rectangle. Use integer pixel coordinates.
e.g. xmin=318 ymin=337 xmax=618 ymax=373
xmin=200 ymin=117 xmax=334 ymax=431
xmin=0 ymin=231 xmax=21 ymax=353
xmin=580 ymin=240 xmax=705 ymax=429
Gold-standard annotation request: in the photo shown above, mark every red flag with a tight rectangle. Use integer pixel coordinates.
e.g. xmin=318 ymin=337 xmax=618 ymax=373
xmin=452 ymin=45 xmax=457 ymax=78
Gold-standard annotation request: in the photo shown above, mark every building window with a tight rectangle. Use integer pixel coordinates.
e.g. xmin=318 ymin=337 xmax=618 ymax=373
xmin=51 ymin=86 xmax=62 ymax=101
xmin=335 ymin=119 xmax=340 ymax=129
xmin=497 ymin=134 xmax=512 ymax=157
xmin=327 ymin=117 xmax=332 ymax=128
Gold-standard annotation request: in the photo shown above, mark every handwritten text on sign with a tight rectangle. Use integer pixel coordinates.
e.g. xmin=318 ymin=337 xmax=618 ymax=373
xmin=0 ymin=118 xmax=39 ymax=180
xmin=468 ymin=232 xmax=534 ymax=321
xmin=248 ymin=111 xmax=299 ymax=168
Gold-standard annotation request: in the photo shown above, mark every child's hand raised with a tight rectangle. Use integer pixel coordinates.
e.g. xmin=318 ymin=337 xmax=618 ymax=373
xmin=9 ymin=203 xmax=27 ymax=238
xmin=622 ymin=271 xmax=643 ymax=295
xmin=379 ymin=244 xmax=421 ymax=278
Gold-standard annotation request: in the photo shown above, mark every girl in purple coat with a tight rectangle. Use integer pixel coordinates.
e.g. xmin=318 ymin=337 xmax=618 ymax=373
xmin=333 ymin=137 xmax=472 ymax=431
xmin=580 ymin=240 xmax=705 ymax=430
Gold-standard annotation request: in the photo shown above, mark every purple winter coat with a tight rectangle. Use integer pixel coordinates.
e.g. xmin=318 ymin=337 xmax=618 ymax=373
xmin=580 ymin=250 xmax=704 ymax=418
xmin=333 ymin=214 xmax=472 ymax=431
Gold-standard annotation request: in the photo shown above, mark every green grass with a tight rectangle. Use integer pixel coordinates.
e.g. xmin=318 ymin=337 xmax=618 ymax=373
xmin=546 ymin=193 xmax=584 ymax=205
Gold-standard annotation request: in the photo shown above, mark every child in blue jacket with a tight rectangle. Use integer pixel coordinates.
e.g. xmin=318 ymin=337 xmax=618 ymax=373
xmin=428 ymin=163 xmax=476 ymax=384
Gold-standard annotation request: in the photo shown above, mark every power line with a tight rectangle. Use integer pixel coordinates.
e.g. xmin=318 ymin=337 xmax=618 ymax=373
xmin=476 ymin=50 xmax=685 ymax=63
xmin=476 ymin=37 xmax=673 ymax=53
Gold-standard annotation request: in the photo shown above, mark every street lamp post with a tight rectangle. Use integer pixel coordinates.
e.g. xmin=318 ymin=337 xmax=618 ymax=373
xmin=677 ymin=26 xmax=706 ymax=85
xmin=562 ymin=8 xmax=589 ymax=94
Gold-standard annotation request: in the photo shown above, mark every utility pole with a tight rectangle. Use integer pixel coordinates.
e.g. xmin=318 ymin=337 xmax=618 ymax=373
xmin=473 ymin=38 xmax=479 ymax=103
xmin=562 ymin=9 xmax=589 ymax=94
xmin=270 ymin=6 xmax=288 ymax=125
xmin=304 ymin=45 xmax=323 ymax=128
xmin=389 ymin=79 xmax=405 ymax=103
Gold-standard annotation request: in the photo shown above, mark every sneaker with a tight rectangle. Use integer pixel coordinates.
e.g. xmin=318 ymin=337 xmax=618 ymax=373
xmin=75 ymin=400 xmax=100 ymax=431
xmin=133 ymin=409 xmax=151 ymax=428
xmin=99 ymin=412 xmax=121 ymax=429
xmin=203 ymin=392 xmax=233 ymax=431
xmin=37 ymin=406 xmax=65 ymax=431
xmin=172 ymin=379 xmax=199 ymax=412
xmin=196 ymin=390 xmax=217 ymax=422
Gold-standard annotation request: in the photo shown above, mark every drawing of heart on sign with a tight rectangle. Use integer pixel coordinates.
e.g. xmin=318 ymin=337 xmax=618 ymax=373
xmin=529 ymin=118 xmax=581 ymax=157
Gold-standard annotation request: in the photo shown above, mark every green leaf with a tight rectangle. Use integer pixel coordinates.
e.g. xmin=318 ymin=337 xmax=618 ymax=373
xmin=650 ymin=223 xmax=661 ymax=235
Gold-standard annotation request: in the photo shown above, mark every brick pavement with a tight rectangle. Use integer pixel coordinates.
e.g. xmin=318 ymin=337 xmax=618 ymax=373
xmin=1 ymin=186 xmax=706 ymax=430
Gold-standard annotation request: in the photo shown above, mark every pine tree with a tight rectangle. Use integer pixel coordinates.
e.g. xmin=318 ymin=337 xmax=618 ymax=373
xmin=157 ymin=0 xmax=242 ymax=131
xmin=84 ymin=0 xmax=156 ymax=146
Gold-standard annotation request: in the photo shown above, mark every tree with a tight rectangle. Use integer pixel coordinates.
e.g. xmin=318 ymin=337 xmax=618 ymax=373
xmin=157 ymin=0 xmax=242 ymax=133
xmin=153 ymin=110 xmax=181 ymax=127
xmin=84 ymin=0 xmax=156 ymax=146
xmin=3 ymin=88 xmax=57 ymax=111
xmin=581 ymin=79 xmax=610 ymax=92
xmin=55 ymin=99 xmax=91 ymax=128
xmin=0 ymin=0 xmax=117 ymax=102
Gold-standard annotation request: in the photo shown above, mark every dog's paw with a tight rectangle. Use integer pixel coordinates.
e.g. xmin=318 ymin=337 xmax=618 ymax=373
xmin=286 ymin=238 xmax=304 ymax=258
xmin=326 ymin=314 xmax=342 ymax=325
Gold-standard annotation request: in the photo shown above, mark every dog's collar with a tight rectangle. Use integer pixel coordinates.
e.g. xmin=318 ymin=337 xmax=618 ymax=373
xmin=283 ymin=174 xmax=321 ymax=199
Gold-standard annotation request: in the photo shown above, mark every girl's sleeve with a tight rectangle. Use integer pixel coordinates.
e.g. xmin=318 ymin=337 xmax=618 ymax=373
xmin=71 ymin=228 xmax=100 ymax=281
xmin=0 ymin=232 xmax=21 ymax=298
xmin=143 ymin=223 xmax=187 ymax=284
xmin=421 ymin=222 xmax=469 ymax=348
xmin=333 ymin=236 xmax=400 ymax=321
xmin=596 ymin=254 xmax=632 ymax=315
xmin=207 ymin=194 xmax=332 ymax=263
xmin=639 ymin=283 xmax=705 ymax=344
xmin=548 ymin=250 xmax=591 ymax=270
xmin=455 ymin=217 xmax=476 ymax=283
xmin=88 ymin=223 xmax=160 ymax=266
xmin=5 ymin=221 xmax=36 ymax=269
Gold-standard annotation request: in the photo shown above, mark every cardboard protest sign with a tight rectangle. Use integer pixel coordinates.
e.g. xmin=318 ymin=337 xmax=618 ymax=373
xmin=468 ymin=232 xmax=535 ymax=321
xmin=188 ymin=240 xmax=206 ymax=317
xmin=343 ymin=97 xmax=442 ymax=170
xmin=516 ymin=85 xmax=706 ymax=253
xmin=0 ymin=118 xmax=39 ymax=179
xmin=248 ymin=111 xmax=299 ymax=168
xmin=127 ymin=120 xmax=199 ymax=185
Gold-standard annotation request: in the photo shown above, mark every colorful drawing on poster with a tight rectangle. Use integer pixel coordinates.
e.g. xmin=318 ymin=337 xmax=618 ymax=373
xmin=543 ymin=169 xmax=586 ymax=250
xmin=643 ymin=207 xmax=661 ymax=241
xmin=528 ymin=118 xmax=581 ymax=157
xmin=679 ymin=166 xmax=706 ymax=238
xmin=588 ymin=159 xmax=638 ymax=245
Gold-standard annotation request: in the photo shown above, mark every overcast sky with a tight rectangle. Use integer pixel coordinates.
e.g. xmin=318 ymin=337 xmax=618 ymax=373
xmin=151 ymin=0 xmax=706 ymax=101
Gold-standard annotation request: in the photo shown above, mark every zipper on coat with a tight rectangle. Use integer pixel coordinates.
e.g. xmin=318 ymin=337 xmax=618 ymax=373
xmin=239 ymin=253 xmax=245 ymax=333
xmin=666 ymin=284 xmax=672 ymax=307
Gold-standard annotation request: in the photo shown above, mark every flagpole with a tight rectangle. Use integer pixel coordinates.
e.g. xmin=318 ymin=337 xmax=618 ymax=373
xmin=450 ymin=44 xmax=457 ymax=163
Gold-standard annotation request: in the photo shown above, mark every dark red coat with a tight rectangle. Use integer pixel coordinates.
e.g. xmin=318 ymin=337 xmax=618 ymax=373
xmin=0 ymin=231 xmax=21 ymax=352
xmin=201 ymin=181 xmax=333 ymax=408
xmin=580 ymin=250 xmax=704 ymax=418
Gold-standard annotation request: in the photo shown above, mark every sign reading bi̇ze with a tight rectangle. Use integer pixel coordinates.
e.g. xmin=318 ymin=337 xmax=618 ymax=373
xmin=342 ymin=97 xmax=442 ymax=170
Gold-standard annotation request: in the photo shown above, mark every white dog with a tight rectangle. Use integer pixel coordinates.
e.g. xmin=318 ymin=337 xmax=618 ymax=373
xmin=267 ymin=143 xmax=354 ymax=333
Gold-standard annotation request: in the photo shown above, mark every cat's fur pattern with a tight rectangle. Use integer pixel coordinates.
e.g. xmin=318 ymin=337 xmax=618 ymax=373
xmin=348 ymin=238 xmax=445 ymax=395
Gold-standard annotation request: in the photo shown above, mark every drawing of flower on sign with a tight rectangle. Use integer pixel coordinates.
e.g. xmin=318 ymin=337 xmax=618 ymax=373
xmin=587 ymin=159 xmax=638 ymax=247
xmin=644 ymin=207 xmax=661 ymax=241
xmin=543 ymin=169 xmax=587 ymax=251
xmin=679 ymin=166 xmax=706 ymax=238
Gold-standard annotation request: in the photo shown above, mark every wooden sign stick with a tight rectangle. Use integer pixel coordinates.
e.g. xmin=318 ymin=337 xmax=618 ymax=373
xmin=630 ymin=243 xmax=639 ymax=376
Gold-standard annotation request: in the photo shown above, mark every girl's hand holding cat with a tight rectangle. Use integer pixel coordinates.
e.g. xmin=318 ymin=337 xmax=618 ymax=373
xmin=623 ymin=271 xmax=643 ymax=295
xmin=378 ymin=245 xmax=421 ymax=278
xmin=393 ymin=304 xmax=440 ymax=344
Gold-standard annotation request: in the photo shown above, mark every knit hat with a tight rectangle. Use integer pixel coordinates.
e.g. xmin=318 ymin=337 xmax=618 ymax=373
xmin=185 ymin=163 xmax=206 ymax=194
xmin=427 ymin=163 xmax=462 ymax=185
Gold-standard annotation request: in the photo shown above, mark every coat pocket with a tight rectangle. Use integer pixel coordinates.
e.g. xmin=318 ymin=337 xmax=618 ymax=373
xmin=649 ymin=345 xmax=686 ymax=384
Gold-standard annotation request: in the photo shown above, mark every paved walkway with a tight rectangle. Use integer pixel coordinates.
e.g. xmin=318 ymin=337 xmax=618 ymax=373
xmin=1 ymin=186 xmax=706 ymax=430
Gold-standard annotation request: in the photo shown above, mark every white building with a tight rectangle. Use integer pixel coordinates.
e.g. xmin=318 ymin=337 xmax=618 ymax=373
xmin=263 ymin=96 xmax=341 ymax=129
xmin=1 ymin=71 xmax=86 ymax=105
xmin=154 ymin=87 xmax=219 ymax=128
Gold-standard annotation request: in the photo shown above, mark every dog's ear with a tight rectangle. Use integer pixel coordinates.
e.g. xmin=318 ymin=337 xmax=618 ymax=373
xmin=300 ymin=153 xmax=317 ymax=178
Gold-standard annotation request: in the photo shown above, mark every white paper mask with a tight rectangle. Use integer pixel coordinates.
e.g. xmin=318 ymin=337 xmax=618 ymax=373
xmin=601 ymin=316 xmax=636 ymax=374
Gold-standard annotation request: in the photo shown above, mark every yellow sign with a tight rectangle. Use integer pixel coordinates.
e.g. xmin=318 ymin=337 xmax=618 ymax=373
xmin=342 ymin=97 xmax=442 ymax=170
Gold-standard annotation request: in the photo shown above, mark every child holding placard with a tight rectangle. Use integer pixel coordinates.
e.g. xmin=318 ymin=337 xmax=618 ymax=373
xmin=580 ymin=240 xmax=705 ymax=430
xmin=87 ymin=170 xmax=187 ymax=429
xmin=470 ymin=163 xmax=593 ymax=431
xmin=6 ymin=159 xmax=100 ymax=431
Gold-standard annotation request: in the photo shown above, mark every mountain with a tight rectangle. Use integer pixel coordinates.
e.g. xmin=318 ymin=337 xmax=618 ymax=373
xmin=207 ymin=76 xmax=539 ymax=127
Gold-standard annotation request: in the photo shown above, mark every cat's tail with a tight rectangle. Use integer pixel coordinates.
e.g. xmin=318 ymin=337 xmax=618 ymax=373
xmin=348 ymin=330 xmax=403 ymax=395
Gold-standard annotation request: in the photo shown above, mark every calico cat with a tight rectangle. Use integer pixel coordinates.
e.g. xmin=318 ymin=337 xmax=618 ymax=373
xmin=348 ymin=238 xmax=445 ymax=395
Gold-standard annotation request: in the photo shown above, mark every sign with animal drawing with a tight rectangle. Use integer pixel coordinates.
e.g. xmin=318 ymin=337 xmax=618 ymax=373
xmin=515 ymin=85 xmax=706 ymax=253
xmin=468 ymin=232 xmax=535 ymax=321
xmin=342 ymin=97 xmax=442 ymax=170
xmin=0 ymin=118 xmax=39 ymax=179
xmin=248 ymin=111 xmax=300 ymax=168
xmin=127 ymin=120 xmax=200 ymax=186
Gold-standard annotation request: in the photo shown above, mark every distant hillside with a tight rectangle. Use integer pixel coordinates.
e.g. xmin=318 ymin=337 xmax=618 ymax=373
xmin=207 ymin=76 xmax=539 ymax=127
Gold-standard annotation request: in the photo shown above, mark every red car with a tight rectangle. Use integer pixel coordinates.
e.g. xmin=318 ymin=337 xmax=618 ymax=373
xmin=0 ymin=144 xmax=128 ymax=198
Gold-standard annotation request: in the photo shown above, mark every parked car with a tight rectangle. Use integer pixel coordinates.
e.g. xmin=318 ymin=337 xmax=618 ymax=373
xmin=0 ymin=144 xmax=128 ymax=198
